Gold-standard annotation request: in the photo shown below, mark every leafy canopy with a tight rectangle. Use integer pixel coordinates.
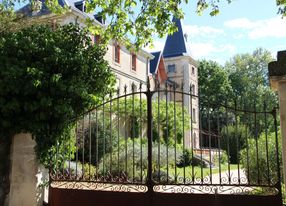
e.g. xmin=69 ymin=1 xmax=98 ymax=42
xmin=0 ymin=0 xmax=230 ymax=48
xmin=0 ymin=23 xmax=115 ymax=162
xmin=198 ymin=59 xmax=232 ymax=106
xmin=3 ymin=0 xmax=286 ymax=48
xmin=225 ymin=48 xmax=278 ymax=111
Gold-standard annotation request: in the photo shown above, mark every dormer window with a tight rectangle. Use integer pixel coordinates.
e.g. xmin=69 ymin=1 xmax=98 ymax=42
xmin=74 ymin=1 xmax=85 ymax=12
xmin=131 ymin=53 xmax=137 ymax=71
xmin=168 ymin=64 xmax=176 ymax=73
xmin=94 ymin=15 xmax=105 ymax=24
xmin=114 ymin=43 xmax=120 ymax=64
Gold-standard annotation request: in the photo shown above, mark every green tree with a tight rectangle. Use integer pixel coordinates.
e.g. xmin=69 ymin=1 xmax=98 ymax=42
xmin=220 ymin=124 xmax=252 ymax=164
xmin=0 ymin=23 xmax=115 ymax=164
xmin=107 ymin=97 xmax=190 ymax=144
xmin=198 ymin=60 xmax=232 ymax=106
xmin=4 ymin=0 xmax=232 ymax=48
xmin=3 ymin=0 xmax=286 ymax=47
xmin=225 ymin=48 xmax=277 ymax=107
xmin=225 ymin=48 xmax=278 ymax=134
xmin=198 ymin=60 xmax=232 ymax=141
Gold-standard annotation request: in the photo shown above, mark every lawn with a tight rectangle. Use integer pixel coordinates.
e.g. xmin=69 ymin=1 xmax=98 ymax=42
xmin=161 ymin=164 xmax=238 ymax=181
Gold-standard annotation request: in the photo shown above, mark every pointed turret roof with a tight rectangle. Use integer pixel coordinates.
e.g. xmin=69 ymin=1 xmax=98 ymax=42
xmin=163 ymin=17 xmax=190 ymax=58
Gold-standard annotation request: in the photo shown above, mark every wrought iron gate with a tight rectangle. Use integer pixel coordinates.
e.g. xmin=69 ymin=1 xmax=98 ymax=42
xmin=49 ymin=82 xmax=283 ymax=206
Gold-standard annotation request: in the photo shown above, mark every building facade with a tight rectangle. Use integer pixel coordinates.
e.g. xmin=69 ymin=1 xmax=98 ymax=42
xmin=150 ymin=18 xmax=200 ymax=149
xmin=18 ymin=0 xmax=153 ymax=94
xmin=19 ymin=2 xmax=199 ymax=149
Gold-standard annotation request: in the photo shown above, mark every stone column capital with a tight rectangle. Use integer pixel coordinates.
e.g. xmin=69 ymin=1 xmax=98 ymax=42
xmin=269 ymin=50 xmax=286 ymax=91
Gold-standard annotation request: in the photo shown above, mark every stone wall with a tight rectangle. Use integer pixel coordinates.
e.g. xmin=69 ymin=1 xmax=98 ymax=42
xmin=0 ymin=137 xmax=11 ymax=206
xmin=8 ymin=133 xmax=45 ymax=206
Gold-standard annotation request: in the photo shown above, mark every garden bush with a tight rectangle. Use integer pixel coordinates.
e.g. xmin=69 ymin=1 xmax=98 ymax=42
xmin=97 ymin=137 xmax=183 ymax=181
xmin=221 ymin=124 xmax=251 ymax=164
xmin=0 ymin=23 xmax=114 ymax=166
xmin=77 ymin=116 xmax=117 ymax=165
xmin=177 ymin=148 xmax=209 ymax=168
xmin=240 ymin=131 xmax=282 ymax=185
xmin=213 ymin=150 xmax=228 ymax=166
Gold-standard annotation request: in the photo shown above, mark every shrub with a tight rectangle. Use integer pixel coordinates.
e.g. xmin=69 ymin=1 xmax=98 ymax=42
xmin=46 ymin=125 xmax=77 ymax=170
xmin=172 ymin=148 xmax=211 ymax=168
xmin=107 ymin=97 xmax=191 ymax=145
xmin=240 ymin=131 xmax=282 ymax=185
xmin=177 ymin=149 xmax=192 ymax=167
xmin=77 ymin=116 xmax=117 ymax=165
xmin=0 ymin=24 xmax=114 ymax=165
xmin=97 ymin=137 xmax=183 ymax=181
xmin=213 ymin=150 xmax=228 ymax=166
xmin=221 ymin=124 xmax=251 ymax=164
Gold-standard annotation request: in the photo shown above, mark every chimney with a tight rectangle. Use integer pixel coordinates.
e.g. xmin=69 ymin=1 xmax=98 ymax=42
xmin=184 ymin=33 xmax=188 ymax=42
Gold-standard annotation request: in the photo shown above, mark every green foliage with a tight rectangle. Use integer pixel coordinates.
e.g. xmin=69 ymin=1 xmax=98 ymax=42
xmin=2 ymin=0 xmax=235 ymax=48
xmin=240 ymin=132 xmax=283 ymax=185
xmin=225 ymin=48 xmax=277 ymax=111
xmin=98 ymin=137 xmax=183 ymax=180
xmin=78 ymin=115 xmax=118 ymax=165
xmin=213 ymin=150 xmax=228 ymax=165
xmin=3 ymin=0 xmax=286 ymax=48
xmin=224 ymin=48 xmax=278 ymax=136
xmin=199 ymin=49 xmax=278 ymax=141
xmin=0 ymin=24 xmax=115 ymax=166
xmin=177 ymin=148 xmax=207 ymax=167
xmin=277 ymin=0 xmax=286 ymax=16
xmin=82 ymin=163 xmax=97 ymax=180
xmin=98 ymin=137 xmax=147 ymax=180
xmin=108 ymin=97 xmax=190 ymax=144
xmin=198 ymin=60 xmax=232 ymax=106
xmin=84 ymin=0 xmax=232 ymax=48
xmin=177 ymin=149 xmax=193 ymax=167
xmin=220 ymin=124 xmax=251 ymax=164
xmin=45 ymin=125 xmax=77 ymax=170
xmin=152 ymin=99 xmax=190 ymax=144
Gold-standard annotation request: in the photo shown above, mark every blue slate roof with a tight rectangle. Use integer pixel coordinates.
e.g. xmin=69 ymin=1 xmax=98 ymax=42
xmin=17 ymin=0 xmax=101 ymax=24
xmin=163 ymin=17 xmax=190 ymax=58
xmin=149 ymin=51 xmax=161 ymax=74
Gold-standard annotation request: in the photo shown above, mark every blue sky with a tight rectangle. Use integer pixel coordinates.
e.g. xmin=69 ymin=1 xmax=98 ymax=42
xmin=144 ymin=0 xmax=286 ymax=65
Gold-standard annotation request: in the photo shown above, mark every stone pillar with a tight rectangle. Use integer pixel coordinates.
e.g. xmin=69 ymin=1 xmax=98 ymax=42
xmin=8 ymin=133 xmax=44 ymax=206
xmin=268 ymin=50 xmax=286 ymax=185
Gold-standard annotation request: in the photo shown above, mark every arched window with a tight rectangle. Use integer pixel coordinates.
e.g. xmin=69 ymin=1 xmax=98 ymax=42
xmin=193 ymin=108 xmax=196 ymax=123
xmin=191 ymin=84 xmax=195 ymax=95
xmin=131 ymin=53 xmax=137 ymax=71
xmin=192 ymin=67 xmax=195 ymax=75
xmin=114 ymin=43 xmax=120 ymax=63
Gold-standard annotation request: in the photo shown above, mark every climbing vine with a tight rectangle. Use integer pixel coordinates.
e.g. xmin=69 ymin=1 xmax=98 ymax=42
xmin=0 ymin=23 xmax=115 ymax=165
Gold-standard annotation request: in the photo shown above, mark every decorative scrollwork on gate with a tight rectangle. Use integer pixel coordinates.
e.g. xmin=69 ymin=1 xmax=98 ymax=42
xmin=51 ymin=181 xmax=148 ymax=193
xmin=152 ymin=184 xmax=279 ymax=195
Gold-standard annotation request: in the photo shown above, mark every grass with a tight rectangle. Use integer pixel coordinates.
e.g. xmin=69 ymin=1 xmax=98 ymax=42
xmin=162 ymin=164 xmax=238 ymax=180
